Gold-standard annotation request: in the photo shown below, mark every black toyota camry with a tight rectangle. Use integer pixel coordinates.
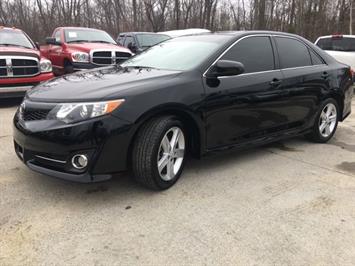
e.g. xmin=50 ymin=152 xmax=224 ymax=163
xmin=13 ymin=31 xmax=353 ymax=190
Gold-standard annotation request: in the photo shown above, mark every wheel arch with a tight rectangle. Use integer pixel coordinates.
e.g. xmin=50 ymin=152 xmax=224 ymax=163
xmin=127 ymin=104 xmax=205 ymax=166
xmin=325 ymin=91 xmax=344 ymax=121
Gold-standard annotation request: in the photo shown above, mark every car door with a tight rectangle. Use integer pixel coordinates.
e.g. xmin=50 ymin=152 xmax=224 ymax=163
xmin=49 ymin=30 xmax=64 ymax=70
xmin=123 ymin=35 xmax=135 ymax=52
xmin=203 ymin=35 xmax=288 ymax=149
xmin=273 ymin=36 xmax=330 ymax=129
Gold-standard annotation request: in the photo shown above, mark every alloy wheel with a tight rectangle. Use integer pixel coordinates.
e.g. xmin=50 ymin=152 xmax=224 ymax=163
xmin=319 ymin=102 xmax=337 ymax=138
xmin=157 ymin=127 xmax=185 ymax=181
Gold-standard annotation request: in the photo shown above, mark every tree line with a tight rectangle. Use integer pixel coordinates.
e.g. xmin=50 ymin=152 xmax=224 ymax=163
xmin=0 ymin=0 xmax=353 ymax=43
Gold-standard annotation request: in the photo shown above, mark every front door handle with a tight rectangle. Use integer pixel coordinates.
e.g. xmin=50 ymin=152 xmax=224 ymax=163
xmin=270 ymin=78 xmax=282 ymax=87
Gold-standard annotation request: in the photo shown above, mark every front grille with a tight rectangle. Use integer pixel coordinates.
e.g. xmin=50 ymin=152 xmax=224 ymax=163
xmin=91 ymin=50 xmax=131 ymax=65
xmin=116 ymin=52 xmax=131 ymax=64
xmin=0 ymin=57 xmax=39 ymax=78
xmin=23 ymin=109 xmax=50 ymax=121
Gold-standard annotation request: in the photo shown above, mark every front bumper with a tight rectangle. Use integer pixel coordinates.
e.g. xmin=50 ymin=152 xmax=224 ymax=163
xmin=13 ymin=112 xmax=134 ymax=183
xmin=72 ymin=62 xmax=102 ymax=71
xmin=0 ymin=73 xmax=54 ymax=98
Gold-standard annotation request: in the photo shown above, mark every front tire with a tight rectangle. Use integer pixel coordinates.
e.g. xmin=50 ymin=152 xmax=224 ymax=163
xmin=306 ymin=98 xmax=339 ymax=143
xmin=64 ymin=61 xmax=74 ymax=74
xmin=132 ymin=116 xmax=186 ymax=190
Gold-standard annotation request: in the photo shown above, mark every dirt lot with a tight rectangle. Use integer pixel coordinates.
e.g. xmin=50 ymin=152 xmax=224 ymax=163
xmin=1 ymin=98 xmax=355 ymax=265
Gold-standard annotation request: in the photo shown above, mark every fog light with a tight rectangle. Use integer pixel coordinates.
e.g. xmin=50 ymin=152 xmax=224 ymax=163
xmin=71 ymin=154 xmax=88 ymax=169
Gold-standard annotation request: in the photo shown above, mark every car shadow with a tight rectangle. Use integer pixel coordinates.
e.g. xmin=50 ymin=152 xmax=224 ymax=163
xmin=17 ymin=136 xmax=308 ymax=205
xmin=0 ymin=97 xmax=23 ymax=108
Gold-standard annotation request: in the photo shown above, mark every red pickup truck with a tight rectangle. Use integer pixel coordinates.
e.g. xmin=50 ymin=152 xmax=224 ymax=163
xmin=40 ymin=27 xmax=133 ymax=75
xmin=0 ymin=27 xmax=53 ymax=98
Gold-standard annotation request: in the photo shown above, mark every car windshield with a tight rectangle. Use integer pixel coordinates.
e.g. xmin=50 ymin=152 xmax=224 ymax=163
xmin=121 ymin=37 xmax=224 ymax=71
xmin=136 ymin=34 xmax=171 ymax=47
xmin=316 ymin=37 xmax=355 ymax=52
xmin=0 ymin=29 xmax=34 ymax=49
xmin=65 ymin=29 xmax=116 ymax=44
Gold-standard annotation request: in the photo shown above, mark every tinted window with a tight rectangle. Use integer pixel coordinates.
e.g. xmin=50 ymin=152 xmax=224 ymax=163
xmin=121 ymin=36 xmax=224 ymax=71
xmin=136 ymin=34 xmax=171 ymax=48
xmin=276 ymin=37 xmax=312 ymax=68
xmin=316 ymin=37 xmax=355 ymax=52
xmin=221 ymin=36 xmax=274 ymax=73
xmin=124 ymin=36 xmax=134 ymax=47
xmin=309 ymin=49 xmax=324 ymax=65
xmin=117 ymin=35 xmax=125 ymax=45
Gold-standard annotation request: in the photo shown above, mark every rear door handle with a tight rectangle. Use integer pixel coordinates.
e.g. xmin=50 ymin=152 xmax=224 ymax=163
xmin=270 ymin=78 xmax=282 ymax=87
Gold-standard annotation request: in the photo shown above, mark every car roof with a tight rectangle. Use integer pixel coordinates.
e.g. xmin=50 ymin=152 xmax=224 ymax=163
xmin=57 ymin=27 xmax=105 ymax=32
xmin=0 ymin=26 xmax=23 ymax=32
xmin=317 ymin=35 xmax=355 ymax=39
xmin=119 ymin=32 xmax=169 ymax=36
xmin=171 ymin=30 xmax=307 ymax=40
xmin=158 ymin=28 xmax=211 ymax=37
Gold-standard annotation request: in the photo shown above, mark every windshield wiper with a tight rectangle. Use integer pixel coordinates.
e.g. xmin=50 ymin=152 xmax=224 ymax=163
xmin=66 ymin=40 xmax=90 ymax=43
xmin=123 ymin=65 xmax=159 ymax=70
xmin=0 ymin=43 xmax=32 ymax=49
xmin=89 ymin=40 xmax=113 ymax=44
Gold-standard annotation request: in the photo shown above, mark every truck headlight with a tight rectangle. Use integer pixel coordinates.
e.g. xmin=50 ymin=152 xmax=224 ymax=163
xmin=49 ymin=99 xmax=125 ymax=124
xmin=40 ymin=59 xmax=52 ymax=73
xmin=72 ymin=52 xmax=90 ymax=63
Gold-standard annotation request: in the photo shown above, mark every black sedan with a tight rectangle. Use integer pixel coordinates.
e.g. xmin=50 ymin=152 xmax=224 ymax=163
xmin=13 ymin=31 xmax=353 ymax=190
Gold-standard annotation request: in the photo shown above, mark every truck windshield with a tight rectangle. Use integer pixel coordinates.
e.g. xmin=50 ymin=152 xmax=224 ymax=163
xmin=316 ymin=37 xmax=355 ymax=52
xmin=136 ymin=34 xmax=171 ymax=48
xmin=0 ymin=29 xmax=34 ymax=49
xmin=121 ymin=36 xmax=225 ymax=71
xmin=65 ymin=29 xmax=116 ymax=44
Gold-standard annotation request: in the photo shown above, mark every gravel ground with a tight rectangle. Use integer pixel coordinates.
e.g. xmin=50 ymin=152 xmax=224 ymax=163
xmin=1 ymin=98 xmax=355 ymax=265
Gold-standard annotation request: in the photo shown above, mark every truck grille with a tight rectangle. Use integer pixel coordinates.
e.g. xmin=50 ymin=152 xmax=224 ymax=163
xmin=0 ymin=57 xmax=39 ymax=78
xmin=91 ymin=50 xmax=131 ymax=65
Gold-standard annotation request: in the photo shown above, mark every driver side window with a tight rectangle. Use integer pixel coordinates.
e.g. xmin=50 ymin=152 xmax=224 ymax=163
xmin=221 ymin=36 xmax=275 ymax=74
xmin=54 ymin=31 xmax=61 ymax=43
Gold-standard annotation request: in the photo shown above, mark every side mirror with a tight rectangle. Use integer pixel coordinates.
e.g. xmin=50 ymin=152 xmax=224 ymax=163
xmin=128 ymin=42 xmax=138 ymax=53
xmin=206 ymin=60 xmax=245 ymax=78
xmin=45 ymin=37 xmax=61 ymax=46
xmin=35 ymin=42 xmax=40 ymax=50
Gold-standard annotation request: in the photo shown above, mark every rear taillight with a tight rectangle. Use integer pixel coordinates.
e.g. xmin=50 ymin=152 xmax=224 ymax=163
xmin=350 ymin=68 xmax=355 ymax=82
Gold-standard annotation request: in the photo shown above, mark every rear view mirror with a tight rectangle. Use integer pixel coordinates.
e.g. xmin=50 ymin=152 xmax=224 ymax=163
xmin=45 ymin=37 xmax=61 ymax=46
xmin=35 ymin=42 xmax=40 ymax=50
xmin=206 ymin=60 xmax=245 ymax=78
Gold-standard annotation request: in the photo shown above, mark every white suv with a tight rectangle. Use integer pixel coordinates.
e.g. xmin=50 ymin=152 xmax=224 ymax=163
xmin=315 ymin=35 xmax=355 ymax=79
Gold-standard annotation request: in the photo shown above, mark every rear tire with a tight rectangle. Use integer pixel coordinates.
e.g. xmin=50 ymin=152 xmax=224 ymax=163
xmin=306 ymin=98 xmax=339 ymax=143
xmin=132 ymin=116 xmax=186 ymax=190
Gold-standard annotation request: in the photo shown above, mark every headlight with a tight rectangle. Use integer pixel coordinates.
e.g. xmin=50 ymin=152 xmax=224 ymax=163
xmin=40 ymin=59 xmax=52 ymax=73
xmin=72 ymin=52 xmax=89 ymax=63
xmin=49 ymin=99 xmax=125 ymax=123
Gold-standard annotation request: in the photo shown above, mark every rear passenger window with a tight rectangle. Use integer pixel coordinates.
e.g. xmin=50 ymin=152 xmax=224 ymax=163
xmin=309 ymin=49 xmax=324 ymax=65
xmin=221 ymin=36 xmax=274 ymax=74
xmin=124 ymin=36 xmax=134 ymax=47
xmin=276 ymin=37 xmax=312 ymax=68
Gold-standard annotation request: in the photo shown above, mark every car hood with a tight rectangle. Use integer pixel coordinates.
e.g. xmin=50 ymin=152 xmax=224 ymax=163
xmin=67 ymin=43 xmax=132 ymax=54
xmin=27 ymin=66 xmax=183 ymax=102
xmin=325 ymin=50 xmax=355 ymax=69
xmin=0 ymin=46 xmax=40 ymax=58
